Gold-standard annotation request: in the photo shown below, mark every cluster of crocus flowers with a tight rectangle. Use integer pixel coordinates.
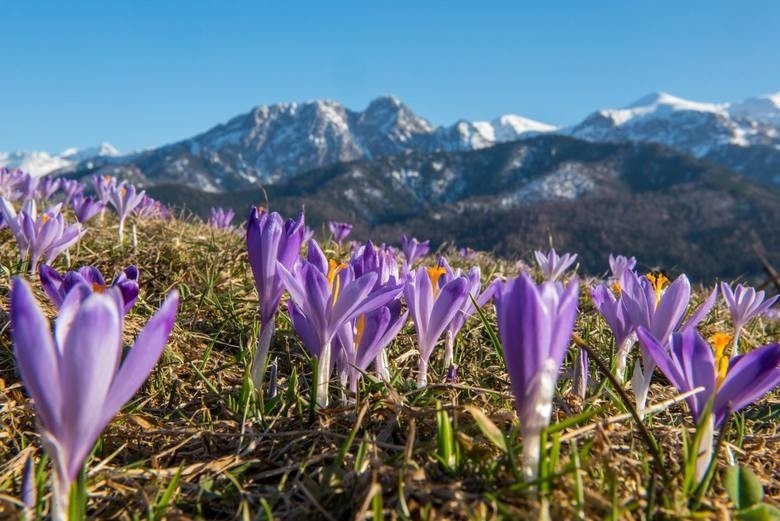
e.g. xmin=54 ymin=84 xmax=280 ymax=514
xmin=39 ymin=264 xmax=140 ymax=314
xmin=534 ymin=248 xmax=577 ymax=281
xmin=720 ymin=282 xmax=778 ymax=358
xmin=404 ymin=265 xmax=469 ymax=387
xmin=246 ymin=206 xmax=306 ymax=389
xmin=0 ymin=198 xmax=83 ymax=274
xmin=279 ymin=239 xmax=402 ymax=406
xmin=209 ymin=206 xmax=236 ymax=230
xmin=637 ymin=327 xmax=780 ymax=481
xmin=495 ymin=273 xmax=579 ymax=481
xmin=622 ymin=271 xmax=718 ymax=412
xmin=9 ymin=277 xmax=178 ymax=520
xmin=328 ymin=220 xmax=353 ymax=245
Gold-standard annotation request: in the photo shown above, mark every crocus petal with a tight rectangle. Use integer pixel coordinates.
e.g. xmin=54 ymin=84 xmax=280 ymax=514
xmin=10 ymin=278 xmax=63 ymax=437
xmin=101 ymin=291 xmax=179 ymax=427
xmin=39 ymin=264 xmax=66 ymax=307
xmin=59 ymin=292 xmax=123 ymax=481
xmin=681 ymin=285 xmax=718 ymax=331
xmin=714 ymin=343 xmax=780 ymax=426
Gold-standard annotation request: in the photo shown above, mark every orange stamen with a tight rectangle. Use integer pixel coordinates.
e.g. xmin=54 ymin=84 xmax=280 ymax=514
xmin=427 ymin=266 xmax=447 ymax=298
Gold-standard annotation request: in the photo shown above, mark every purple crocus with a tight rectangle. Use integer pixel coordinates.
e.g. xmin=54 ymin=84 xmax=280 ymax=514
xmin=0 ymin=168 xmax=26 ymax=201
xmin=279 ymin=248 xmax=402 ymax=406
xmin=209 ymin=207 xmax=236 ymax=230
xmin=60 ymin=179 xmax=85 ymax=203
xmin=350 ymin=241 xmax=402 ymax=380
xmin=92 ymin=175 xmax=116 ymax=205
xmin=133 ymin=195 xmax=170 ymax=220
xmin=591 ymin=284 xmax=635 ymax=380
xmin=404 ymin=266 xmax=469 ymax=388
xmin=36 ymin=177 xmax=61 ymax=202
xmin=637 ymin=327 xmax=780 ymax=480
xmin=608 ymin=254 xmax=636 ymax=280
xmin=335 ymin=301 xmax=408 ymax=395
xmin=18 ymin=172 xmax=38 ymax=202
xmin=39 ymin=264 xmax=140 ymax=314
xmin=495 ymin=273 xmax=579 ymax=481
xmin=71 ymin=194 xmax=104 ymax=223
xmin=328 ymin=220 xmax=353 ymax=245
xmin=439 ymin=259 xmax=496 ymax=368
xmin=246 ymin=207 xmax=306 ymax=389
xmin=9 ymin=277 xmax=178 ymax=520
xmin=534 ymin=248 xmax=577 ymax=281
xmin=107 ymin=181 xmax=145 ymax=242
xmin=401 ymin=235 xmax=430 ymax=266
xmin=621 ymin=271 xmax=717 ymax=412
xmin=0 ymin=198 xmax=83 ymax=275
xmin=720 ymin=282 xmax=778 ymax=358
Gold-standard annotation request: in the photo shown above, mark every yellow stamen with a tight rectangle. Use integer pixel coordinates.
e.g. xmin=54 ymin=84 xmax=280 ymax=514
xmin=91 ymin=282 xmax=107 ymax=293
xmin=611 ymin=281 xmax=622 ymax=296
xmin=647 ymin=271 xmax=669 ymax=304
xmin=41 ymin=214 xmax=51 ymax=224
xmin=327 ymin=259 xmax=348 ymax=302
xmin=119 ymin=187 xmax=127 ymax=197
xmin=354 ymin=315 xmax=366 ymax=350
xmin=427 ymin=266 xmax=447 ymax=298
xmin=709 ymin=332 xmax=732 ymax=388
xmin=103 ymin=175 xmax=112 ymax=182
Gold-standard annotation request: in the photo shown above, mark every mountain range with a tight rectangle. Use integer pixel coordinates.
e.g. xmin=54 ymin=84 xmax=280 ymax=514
xmin=9 ymin=90 xmax=777 ymax=191
xmin=4 ymin=92 xmax=779 ymax=279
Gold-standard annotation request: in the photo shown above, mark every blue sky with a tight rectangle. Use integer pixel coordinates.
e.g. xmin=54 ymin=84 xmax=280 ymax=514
xmin=2 ymin=1 xmax=778 ymax=152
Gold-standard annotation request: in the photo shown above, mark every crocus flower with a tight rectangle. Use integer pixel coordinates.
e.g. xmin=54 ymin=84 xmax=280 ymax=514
xmin=637 ymin=327 xmax=780 ymax=481
xmin=591 ymin=284 xmax=635 ymax=380
xmin=404 ymin=266 xmax=469 ymax=387
xmin=720 ymin=282 xmax=779 ymax=358
xmin=9 ymin=277 xmax=178 ymax=520
xmin=18 ymin=172 xmax=38 ymax=202
xmin=621 ymin=271 xmax=717 ymax=412
xmin=133 ymin=195 xmax=170 ymax=220
xmin=92 ymin=175 xmax=116 ymax=205
xmin=36 ymin=177 xmax=61 ymax=202
xmin=401 ymin=235 xmax=430 ymax=266
xmin=39 ymin=264 xmax=140 ymax=314
xmin=60 ymin=179 xmax=85 ymax=203
xmin=108 ymin=181 xmax=145 ymax=242
xmin=328 ymin=220 xmax=352 ymax=244
xmin=334 ymin=301 xmax=408 ymax=395
xmin=209 ymin=207 xmax=235 ymax=230
xmin=350 ymin=241 xmax=403 ymax=380
xmin=0 ymin=167 xmax=25 ymax=201
xmin=279 ymin=249 xmax=402 ymax=406
xmin=608 ymin=254 xmax=636 ymax=280
xmin=534 ymin=248 xmax=577 ymax=281
xmin=0 ymin=198 xmax=83 ymax=274
xmin=246 ymin=207 xmax=306 ymax=388
xmin=438 ymin=258 xmax=496 ymax=368
xmin=495 ymin=273 xmax=579 ymax=481
xmin=71 ymin=194 xmax=104 ymax=223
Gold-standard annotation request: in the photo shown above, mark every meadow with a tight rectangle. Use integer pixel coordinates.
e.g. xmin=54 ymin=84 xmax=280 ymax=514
xmin=0 ymin=173 xmax=778 ymax=520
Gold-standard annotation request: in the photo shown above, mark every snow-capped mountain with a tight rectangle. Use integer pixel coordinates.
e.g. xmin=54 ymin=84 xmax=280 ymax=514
xmin=0 ymin=142 xmax=119 ymax=177
xmin=565 ymin=91 xmax=780 ymax=185
xmin=61 ymin=96 xmax=556 ymax=192
xmin=50 ymin=91 xmax=780 ymax=191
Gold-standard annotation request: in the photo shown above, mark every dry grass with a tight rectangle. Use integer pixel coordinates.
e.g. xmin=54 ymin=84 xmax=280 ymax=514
xmin=0 ymin=213 xmax=778 ymax=520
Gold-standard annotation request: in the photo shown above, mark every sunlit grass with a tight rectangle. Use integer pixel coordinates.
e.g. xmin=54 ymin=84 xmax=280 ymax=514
xmin=0 ymin=212 xmax=777 ymax=519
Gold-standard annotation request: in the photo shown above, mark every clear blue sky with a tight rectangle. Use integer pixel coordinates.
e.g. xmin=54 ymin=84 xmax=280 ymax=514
xmin=2 ymin=1 xmax=778 ymax=152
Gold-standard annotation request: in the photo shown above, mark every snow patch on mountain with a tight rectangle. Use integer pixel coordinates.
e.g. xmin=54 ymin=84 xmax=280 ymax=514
xmin=0 ymin=142 xmax=119 ymax=176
